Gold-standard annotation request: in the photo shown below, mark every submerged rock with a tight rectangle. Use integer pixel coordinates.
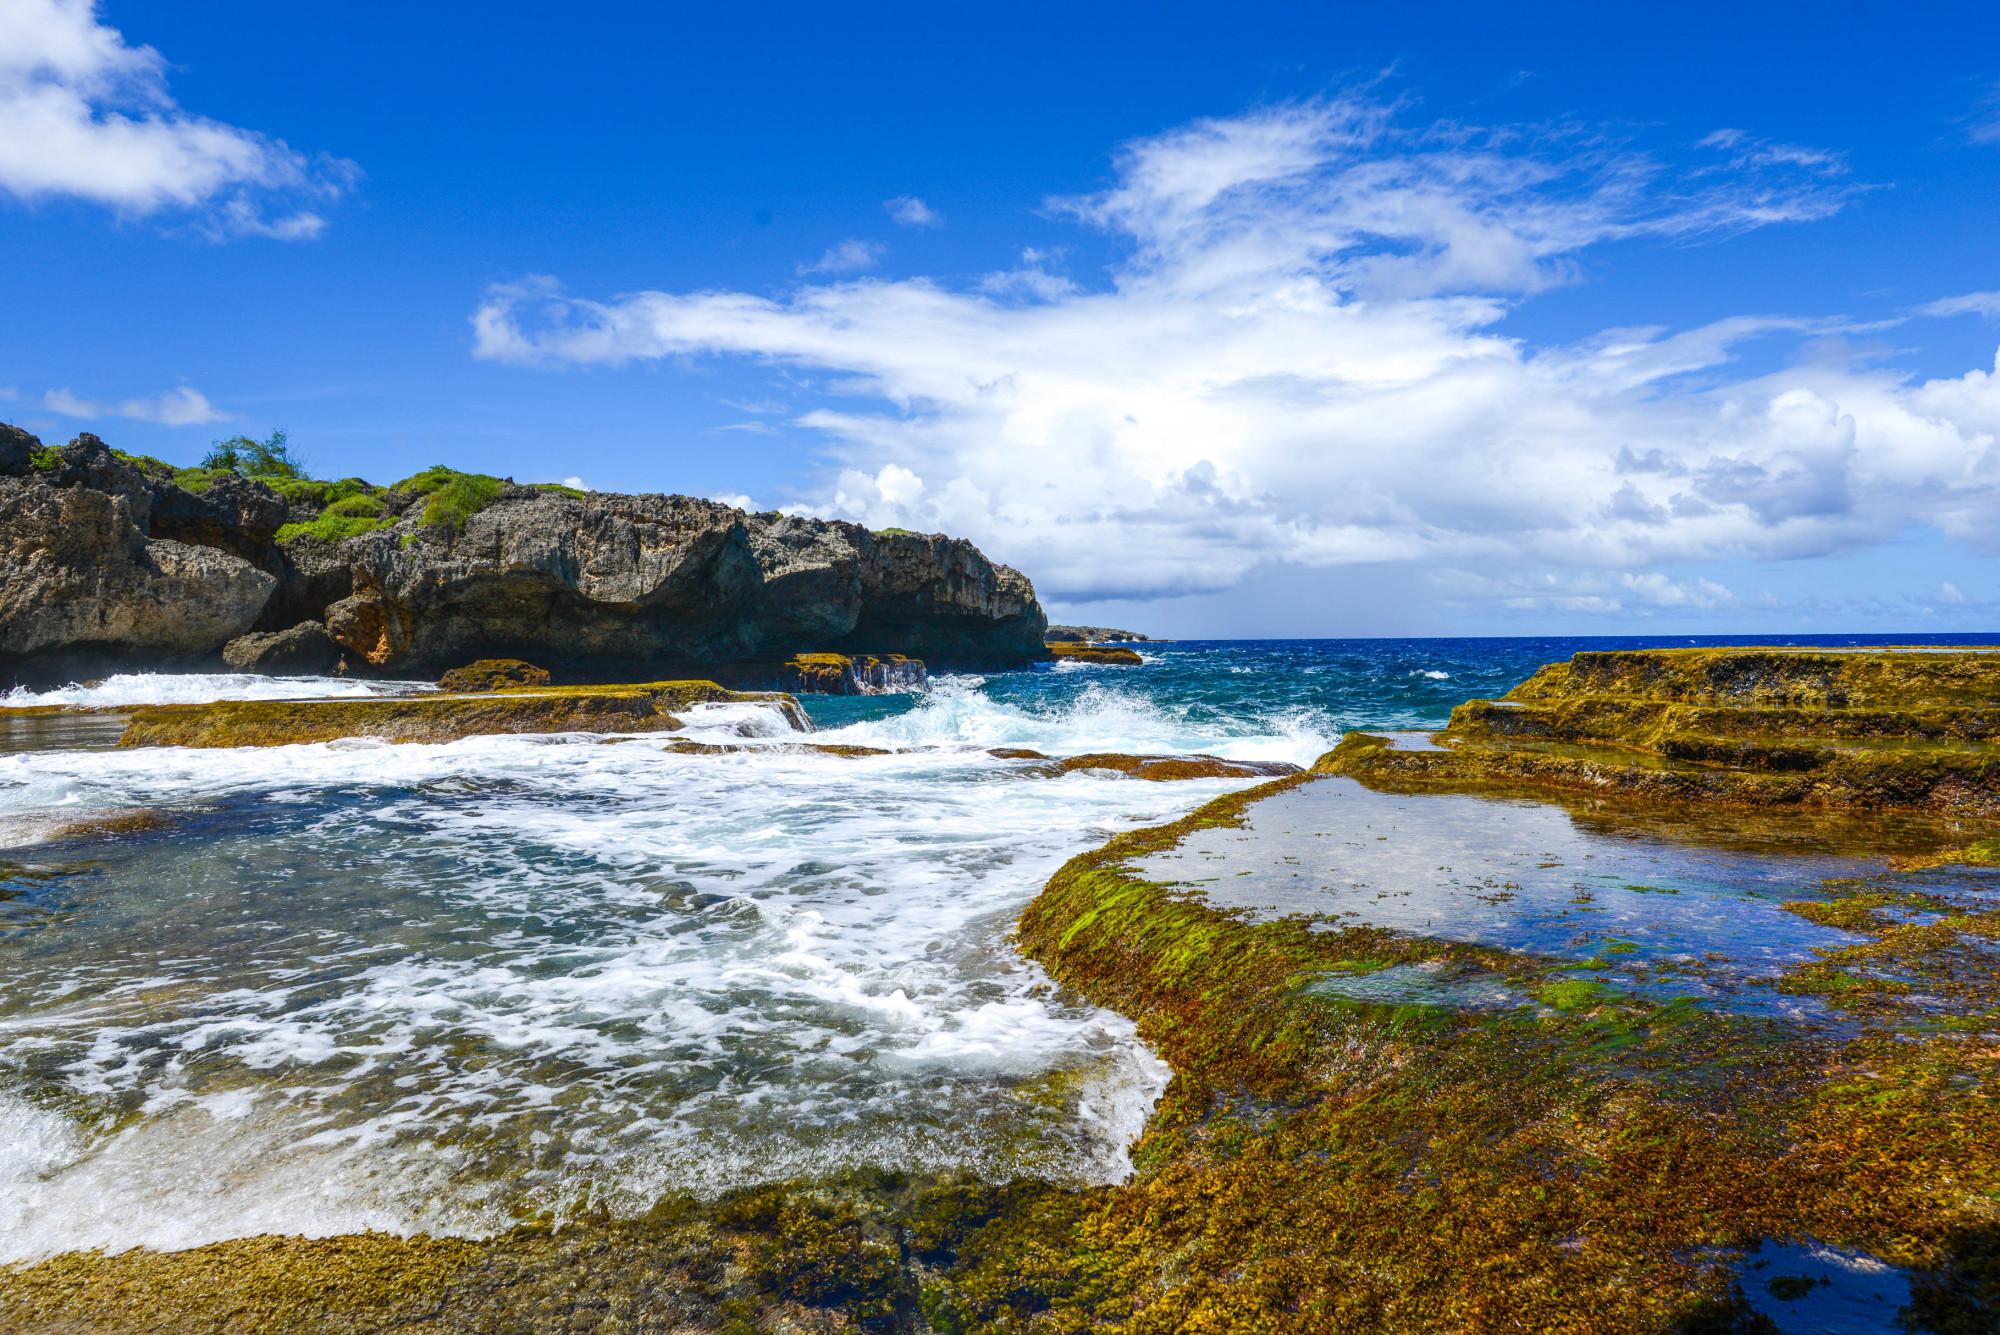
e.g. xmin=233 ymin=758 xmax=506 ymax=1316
xmin=1037 ymin=752 xmax=1300 ymax=781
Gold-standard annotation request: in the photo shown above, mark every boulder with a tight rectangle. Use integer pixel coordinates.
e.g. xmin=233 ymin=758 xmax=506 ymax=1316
xmin=437 ymin=658 xmax=551 ymax=692
xmin=223 ymin=622 xmax=341 ymax=675
xmin=0 ymin=474 xmax=275 ymax=670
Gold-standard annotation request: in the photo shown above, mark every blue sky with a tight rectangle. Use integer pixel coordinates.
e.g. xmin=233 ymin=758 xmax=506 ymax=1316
xmin=3 ymin=0 xmax=1998 ymax=636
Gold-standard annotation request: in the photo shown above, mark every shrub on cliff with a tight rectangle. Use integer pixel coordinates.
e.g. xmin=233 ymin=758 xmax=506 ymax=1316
xmin=274 ymin=493 xmax=394 ymax=544
xmin=395 ymin=465 xmax=505 ymax=532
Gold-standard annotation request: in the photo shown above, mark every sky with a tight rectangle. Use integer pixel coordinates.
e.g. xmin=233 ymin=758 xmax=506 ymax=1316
xmin=2 ymin=0 xmax=1998 ymax=637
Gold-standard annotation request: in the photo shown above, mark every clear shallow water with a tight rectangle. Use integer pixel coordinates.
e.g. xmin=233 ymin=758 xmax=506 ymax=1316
xmin=0 ymin=632 xmax=1992 ymax=1264
xmin=1133 ymin=777 xmax=1875 ymax=1014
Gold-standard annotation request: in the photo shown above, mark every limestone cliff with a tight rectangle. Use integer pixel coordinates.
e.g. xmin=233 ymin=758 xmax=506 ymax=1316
xmin=0 ymin=424 xmax=1048 ymax=685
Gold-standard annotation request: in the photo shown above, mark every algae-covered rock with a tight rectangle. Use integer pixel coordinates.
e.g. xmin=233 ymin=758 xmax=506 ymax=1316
xmin=1047 ymin=641 xmax=1143 ymax=666
xmin=782 ymin=652 xmax=928 ymax=694
xmin=1322 ymin=647 xmax=2000 ymax=818
xmin=1038 ymin=752 xmax=1299 ymax=781
xmin=117 ymin=681 xmax=806 ymax=748
xmin=436 ymin=658 xmax=551 ymax=692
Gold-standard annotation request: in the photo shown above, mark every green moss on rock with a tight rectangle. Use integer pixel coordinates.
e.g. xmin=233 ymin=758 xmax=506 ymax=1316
xmin=435 ymin=658 xmax=551 ymax=692
xmin=116 ymin=681 xmax=805 ymax=748
xmin=1046 ymin=642 xmax=1144 ymax=666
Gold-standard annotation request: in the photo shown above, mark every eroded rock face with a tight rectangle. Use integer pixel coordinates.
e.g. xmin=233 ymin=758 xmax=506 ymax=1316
xmin=223 ymin=622 xmax=341 ymax=675
xmin=0 ymin=422 xmax=1049 ymax=685
xmin=323 ymin=492 xmax=1046 ymax=674
xmin=1 ymin=459 xmax=275 ymax=674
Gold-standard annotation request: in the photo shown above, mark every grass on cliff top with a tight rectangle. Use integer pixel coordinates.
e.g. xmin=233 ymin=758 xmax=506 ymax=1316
xmin=394 ymin=464 xmax=506 ymax=533
xmin=273 ymin=492 xmax=394 ymax=544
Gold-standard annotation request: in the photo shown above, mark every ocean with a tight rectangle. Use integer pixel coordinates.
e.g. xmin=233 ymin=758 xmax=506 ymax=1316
xmin=0 ymin=632 xmax=1991 ymax=1263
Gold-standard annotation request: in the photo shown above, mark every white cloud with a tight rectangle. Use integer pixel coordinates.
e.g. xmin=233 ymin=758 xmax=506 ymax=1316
xmin=885 ymin=195 xmax=943 ymax=227
xmin=44 ymin=384 xmax=230 ymax=425
xmin=1918 ymin=291 xmax=2000 ymax=320
xmin=1969 ymin=83 xmax=2000 ymax=146
xmin=471 ymin=96 xmax=1999 ymax=607
xmin=0 ymin=0 xmax=353 ymax=235
xmin=709 ymin=491 xmax=756 ymax=511
xmin=798 ymin=239 xmax=884 ymax=275
xmin=1938 ymin=581 xmax=1966 ymax=605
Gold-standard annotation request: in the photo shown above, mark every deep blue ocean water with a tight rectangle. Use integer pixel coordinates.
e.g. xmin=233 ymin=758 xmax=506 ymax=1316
xmin=803 ymin=633 xmax=2000 ymax=739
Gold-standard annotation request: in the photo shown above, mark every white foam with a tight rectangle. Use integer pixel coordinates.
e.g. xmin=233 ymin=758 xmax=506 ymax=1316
xmin=819 ymin=676 xmax=1336 ymax=769
xmin=3 ymin=673 xmax=427 ymax=709
xmin=0 ymin=707 xmax=1268 ymax=1260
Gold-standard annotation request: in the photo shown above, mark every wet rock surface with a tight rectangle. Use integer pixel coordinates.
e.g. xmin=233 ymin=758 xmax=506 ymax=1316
xmin=1323 ymin=646 xmax=2000 ymax=819
xmin=115 ymin=680 xmax=807 ymax=748
xmin=1047 ymin=642 xmax=1144 ymax=666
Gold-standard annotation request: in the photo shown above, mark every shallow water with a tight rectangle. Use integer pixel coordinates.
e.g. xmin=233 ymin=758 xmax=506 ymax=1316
xmin=0 ymin=675 xmax=1333 ymax=1262
xmin=1133 ymin=776 xmax=1884 ymax=1011
xmin=1 ymin=633 xmax=1990 ymax=1265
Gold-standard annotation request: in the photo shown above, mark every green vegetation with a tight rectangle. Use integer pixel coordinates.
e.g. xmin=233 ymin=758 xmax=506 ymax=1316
xmin=528 ymin=481 xmax=585 ymax=500
xmin=273 ymin=493 xmax=394 ymax=544
xmin=874 ymin=526 xmax=920 ymax=537
xmin=395 ymin=464 xmax=506 ymax=532
xmin=27 ymin=444 xmax=62 ymax=473
xmin=200 ymin=428 xmax=307 ymax=481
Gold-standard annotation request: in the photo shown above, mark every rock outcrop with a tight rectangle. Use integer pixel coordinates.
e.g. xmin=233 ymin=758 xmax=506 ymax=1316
xmin=0 ymin=424 xmax=1048 ymax=686
xmin=322 ymin=493 xmax=1043 ymax=675
xmin=2 ymin=436 xmax=276 ymax=676
xmin=223 ymin=622 xmax=341 ymax=675
xmin=1048 ymin=641 xmax=1144 ymax=666
xmin=780 ymin=653 xmax=929 ymax=695
xmin=1319 ymin=646 xmax=2000 ymax=818
xmin=118 ymin=680 xmax=807 ymax=748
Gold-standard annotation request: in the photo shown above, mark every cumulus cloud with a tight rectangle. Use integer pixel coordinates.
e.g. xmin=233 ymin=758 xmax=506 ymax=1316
xmin=884 ymin=195 xmax=943 ymax=227
xmin=0 ymin=0 xmax=353 ymax=235
xmin=44 ymin=384 xmax=230 ymax=426
xmin=798 ymin=239 xmax=884 ymax=275
xmin=472 ymin=96 xmax=1998 ymax=607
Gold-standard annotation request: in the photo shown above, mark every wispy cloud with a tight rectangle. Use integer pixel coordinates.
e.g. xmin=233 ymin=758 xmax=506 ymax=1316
xmin=44 ymin=384 xmax=230 ymax=426
xmin=1968 ymin=83 xmax=2000 ymax=146
xmin=1918 ymin=290 xmax=2000 ymax=320
xmin=0 ymin=0 xmax=355 ymax=237
xmin=798 ymin=238 xmax=885 ymax=275
xmin=472 ymin=95 xmax=1998 ymax=607
xmin=884 ymin=195 xmax=943 ymax=227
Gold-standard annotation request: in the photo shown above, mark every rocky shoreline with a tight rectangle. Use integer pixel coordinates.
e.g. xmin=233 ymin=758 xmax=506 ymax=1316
xmin=4 ymin=646 xmax=1994 ymax=1331
xmin=1 ymin=425 xmax=1046 ymax=690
